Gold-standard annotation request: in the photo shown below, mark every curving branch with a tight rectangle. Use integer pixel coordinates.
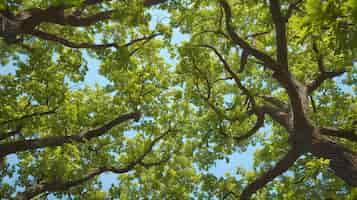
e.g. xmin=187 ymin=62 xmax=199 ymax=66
xmin=311 ymin=137 xmax=357 ymax=186
xmin=16 ymin=130 xmax=171 ymax=199
xmin=219 ymin=0 xmax=311 ymax=129
xmin=240 ymin=148 xmax=301 ymax=200
xmin=0 ymin=0 xmax=168 ymax=44
xmin=218 ymin=0 xmax=283 ymax=73
xmin=307 ymin=68 xmax=347 ymax=94
xmin=259 ymin=95 xmax=289 ymax=112
xmin=220 ymin=112 xmax=265 ymax=143
xmin=320 ymin=127 xmax=357 ymax=142
xmin=0 ymin=112 xmax=141 ymax=158
xmin=30 ymin=30 xmax=161 ymax=49
xmin=197 ymin=44 xmax=255 ymax=107
xmin=307 ymin=42 xmax=347 ymax=94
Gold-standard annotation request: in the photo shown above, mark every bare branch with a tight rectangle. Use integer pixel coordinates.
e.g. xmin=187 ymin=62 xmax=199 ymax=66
xmin=0 ymin=112 xmax=141 ymax=157
xmin=245 ymin=31 xmax=270 ymax=39
xmin=240 ymin=148 xmax=301 ymax=200
xmin=320 ymin=127 xmax=357 ymax=142
xmin=30 ymin=30 xmax=161 ymax=49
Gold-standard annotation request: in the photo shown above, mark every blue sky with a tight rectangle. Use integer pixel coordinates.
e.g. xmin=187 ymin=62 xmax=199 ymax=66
xmin=2 ymin=6 xmax=355 ymax=199
xmin=0 ymin=8 xmax=260 ymax=198
xmin=79 ymin=8 xmax=259 ymax=191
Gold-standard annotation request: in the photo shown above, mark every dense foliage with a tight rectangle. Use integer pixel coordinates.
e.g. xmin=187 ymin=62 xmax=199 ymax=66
xmin=0 ymin=0 xmax=356 ymax=199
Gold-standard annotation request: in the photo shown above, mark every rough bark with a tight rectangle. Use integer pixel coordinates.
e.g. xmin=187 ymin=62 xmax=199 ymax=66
xmin=0 ymin=0 xmax=168 ymax=44
xmin=240 ymin=148 xmax=301 ymax=200
xmin=311 ymin=135 xmax=357 ymax=186
xmin=217 ymin=0 xmax=357 ymax=198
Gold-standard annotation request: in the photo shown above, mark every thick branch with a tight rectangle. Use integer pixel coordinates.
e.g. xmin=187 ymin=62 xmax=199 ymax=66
xmin=218 ymin=0 xmax=283 ymax=73
xmin=0 ymin=0 xmax=167 ymax=44
xmin=16 ymin=131 xmax=169 ymax=199
xmin=0 ymin=112 xmax=141 ymax=157
xmin=256 ymin=105 xmax=291 ymax=131
xmin=269 ymin=0 xmax=288 ymax=68
xmin=219 ymin=0 xmax=312 ymax=128
xmin=286 ymin=0 xmax=304 ymax=20
xmin=311 ymin=136 xmax=357 ymax=186
xmin=43 ymin=10 xmax=115 ymax=27
xmin=320 ymin=127 xmax=357 ymax=142
xmin=240 ymin=148 xmax=301 ymax=200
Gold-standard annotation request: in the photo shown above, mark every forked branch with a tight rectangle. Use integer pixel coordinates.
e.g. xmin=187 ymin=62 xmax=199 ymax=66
xmin=307 ymin=69 xmax=346 ymax=94
xmin=16 ymin=130 xmax=170 ymax=199
xmin=197 ymin=44 xmax=255 ymax=107
xmin=0 ymin=112 xmax=141 ymax=157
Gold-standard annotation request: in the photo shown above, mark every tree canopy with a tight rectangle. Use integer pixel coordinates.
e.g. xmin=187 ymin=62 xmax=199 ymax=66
xmin=0 ymin=0 xmax=356 ymax=199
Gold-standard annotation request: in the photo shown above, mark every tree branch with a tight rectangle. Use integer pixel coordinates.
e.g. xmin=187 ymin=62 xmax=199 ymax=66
xmin=16 ymin=130 xmax=170 ymax=199
xmin=256 ymin=105 xmax=291 ymax=131
xmin=143 ymin=0 xmax=169 ymax=6
xmin=311 ymin=136 xmax=357 ymax=186
xmin=240 ymin=148 xmax=301 ymax=200
xmin=0 ymin=112 xmax=141 ymax=157
xmin=220 ymin=112 xmax=265 ymax=143
xmin=269 ymin=0 xmax=288 ymax=68
xmin=320 ymin=127 xmax=357 ymax=142
xmin=197 ymin=44 xmax=255 ymax=107
xmin=0 ymin=107 xmax=58 ymax=126
xmin=259 ymin=95 xmax=289 ymax=111
xmin=218 ymin=0 xmax=283 ymax=73
xmin=307 ymin=69 xmax=347 ymax=94
xmin=30 ymin=30 xmax=161 ymax=49
xmin=219 ymin=0 xmax=310 ymax=127
xmin=0 ymin=127 xmax=22 ymax=141
xmin=286 ymin=0 xmax=304 ymax=20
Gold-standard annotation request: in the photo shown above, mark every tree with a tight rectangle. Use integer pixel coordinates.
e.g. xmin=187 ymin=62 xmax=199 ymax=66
xmin=0 ymin=0 xmax=356 ymax=199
